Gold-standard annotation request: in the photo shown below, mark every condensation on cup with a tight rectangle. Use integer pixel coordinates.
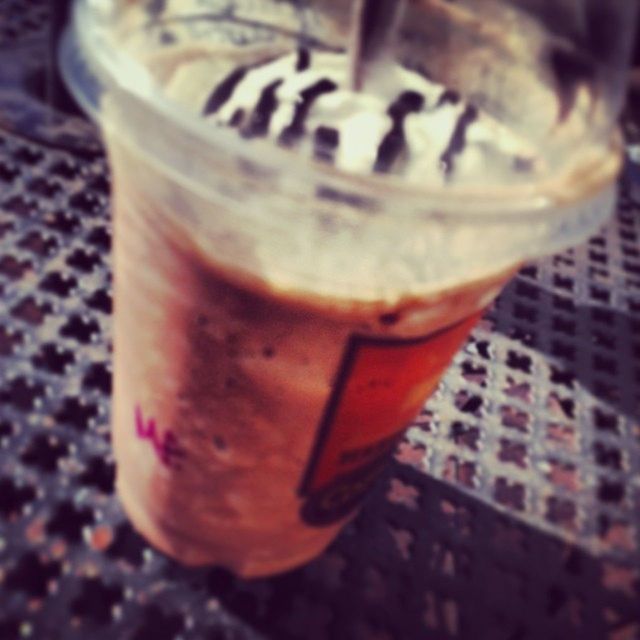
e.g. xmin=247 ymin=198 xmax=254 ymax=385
xmin=60 ymin=0 xmax=636 ymax=576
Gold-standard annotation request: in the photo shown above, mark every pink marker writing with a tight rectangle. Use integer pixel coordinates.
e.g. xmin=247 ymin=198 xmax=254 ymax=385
xmin=135 ymin=405 xmax=185 ymax=469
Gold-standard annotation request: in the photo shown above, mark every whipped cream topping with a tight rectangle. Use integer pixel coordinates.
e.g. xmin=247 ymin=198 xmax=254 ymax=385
xmin=166 ymin=48 xmax=540 ymax=185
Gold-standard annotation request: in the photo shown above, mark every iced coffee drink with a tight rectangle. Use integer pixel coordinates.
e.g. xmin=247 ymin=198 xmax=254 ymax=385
xmin=62 ymin=0 xmax=635 ymax=576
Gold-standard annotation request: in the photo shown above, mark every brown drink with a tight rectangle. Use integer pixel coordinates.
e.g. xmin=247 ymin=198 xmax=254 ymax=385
xmin=111 ymin=142 xmax=516 ymax=574
xmin=62 ymin=0 xmax=631 ymax=576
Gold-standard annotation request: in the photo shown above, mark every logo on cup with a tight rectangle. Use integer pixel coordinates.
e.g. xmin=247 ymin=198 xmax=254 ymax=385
xmin=299 ymin=315 xmax=480 ymax=526
xmin=301 ymin=437 xmax=399 ymax=526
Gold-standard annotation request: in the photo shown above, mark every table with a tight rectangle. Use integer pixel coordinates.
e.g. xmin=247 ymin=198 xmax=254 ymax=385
xmin=0 ymin=2 xmax=639 ymax=638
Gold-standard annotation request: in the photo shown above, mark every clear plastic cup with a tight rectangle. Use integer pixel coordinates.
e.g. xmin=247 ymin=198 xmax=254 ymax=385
xmin=61 ymin=0 xmax=636 ymax=576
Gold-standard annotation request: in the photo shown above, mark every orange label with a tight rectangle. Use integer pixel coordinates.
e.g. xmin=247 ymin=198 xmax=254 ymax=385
xmin=300 ymin=313 xmax=481 ymax=526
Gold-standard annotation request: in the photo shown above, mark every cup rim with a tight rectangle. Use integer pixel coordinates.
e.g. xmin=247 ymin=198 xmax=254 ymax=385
xmin=62 ymin=0 xmax=623 ymax=222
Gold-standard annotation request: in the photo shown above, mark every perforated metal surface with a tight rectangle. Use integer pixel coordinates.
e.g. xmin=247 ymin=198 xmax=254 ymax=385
xmin=0 ymin=0 xmax=49 ymax=47
xmin=1 ymin=52 xmax=640 ymax=640
xmin=415 ymin=195 xmax=640 ymax=559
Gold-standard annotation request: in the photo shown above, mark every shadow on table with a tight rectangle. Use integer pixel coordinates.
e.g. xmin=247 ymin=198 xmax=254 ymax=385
xmin=166 ymin=460 xmax=639 ymax=640
xmin=488 ymin=275 xmax=640 ymax=423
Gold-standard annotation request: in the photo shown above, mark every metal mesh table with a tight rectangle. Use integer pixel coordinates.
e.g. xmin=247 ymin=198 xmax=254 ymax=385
xmin=0 ymin=3 xmax=639 ymax=638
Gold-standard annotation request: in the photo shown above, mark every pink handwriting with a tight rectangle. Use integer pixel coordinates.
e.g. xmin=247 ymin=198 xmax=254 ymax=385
xmin=135 ymin=405 xmax=185 ymax=469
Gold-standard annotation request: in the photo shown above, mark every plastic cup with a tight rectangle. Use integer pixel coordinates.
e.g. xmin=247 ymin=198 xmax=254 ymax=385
xmin=61 ymin=0 xmax=636 ymax=576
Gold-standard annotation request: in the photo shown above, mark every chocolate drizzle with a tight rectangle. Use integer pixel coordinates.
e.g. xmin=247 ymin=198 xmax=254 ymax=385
xmin=296 ymin=47 xmax=311 ymax=72
xmin=279 ymin=79 xmax=338 ymax=147
xmin=314 ymin=126 xmax=340 ymax=163
xmin=200 ymin=51 xmax=523 ymax=182
xmin=374 ymin=90 xmax=424 ymax=173
xmin=203 ymin=67 xmax=247 ymax=116
xmin=229 ymin=108 xmax=245 ymax=128
xmin=437 ymin=89 xmax=460 ymax=108
xmin=242 ymin=79 xmax=283 ymax=138
xmin=440 ymin=105 xmax=477 ymax=178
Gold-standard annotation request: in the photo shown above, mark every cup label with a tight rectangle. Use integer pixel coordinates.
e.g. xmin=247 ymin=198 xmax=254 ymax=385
xmin=299 ymin=313 xmax=481 ymax=526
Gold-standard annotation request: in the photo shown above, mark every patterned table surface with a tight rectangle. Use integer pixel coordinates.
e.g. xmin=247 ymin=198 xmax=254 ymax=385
xmin=0 ymin=3 xmax=639 ymax=639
